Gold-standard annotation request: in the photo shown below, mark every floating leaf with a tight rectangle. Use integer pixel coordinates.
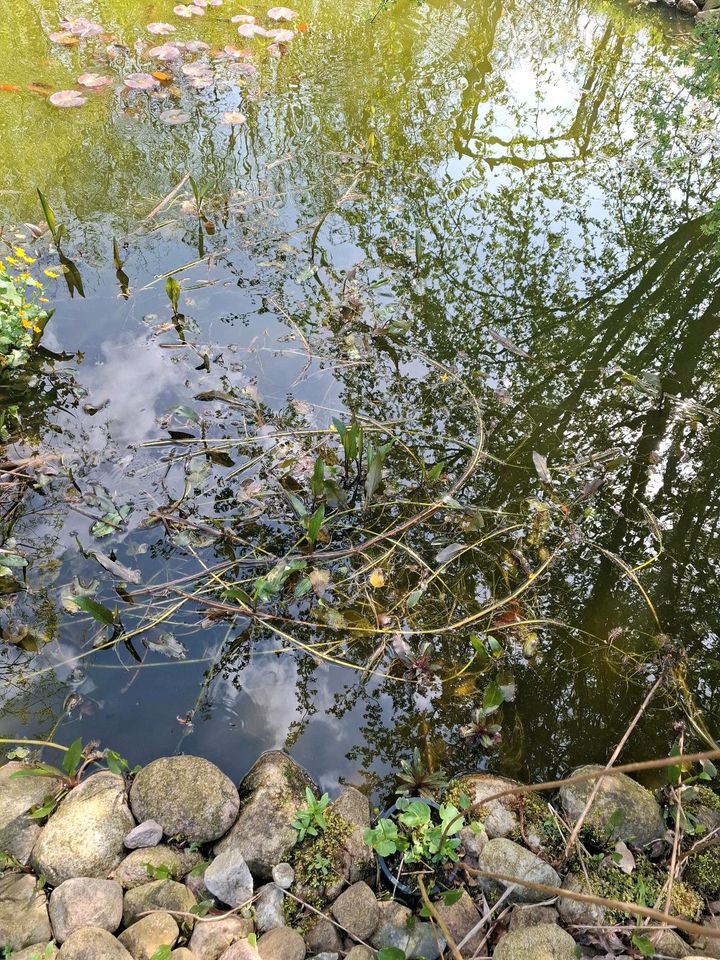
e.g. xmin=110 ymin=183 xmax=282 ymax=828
xmin=435 ymin=543 xmax=465 ymax=564
xmin=124 ymin=73 xmax=160 ymax=90
xmin=237 ymin=23 xmax=268 ymax=37
xmin=309 ymin=569 xmax=330 ymax=596
xmin=147 ymin=22 xmax=176 ymax=34
xmin=160 ymin=109 xmax=191 ymax=125
xmin=49 ymin=31 xmax=80 ymax=45
xmin=73 ymin=596 xmax=116 ymax=627
xmin=532 ymin=451 xmax=552 ymax=484
xmin=145 ymin=632 xmax=187 ymax=660
xmin=488 ymin=328 xmax=532 ymax=359
xmin=170 ymin=403 xmax=200 ymax=423
xmin=148 ymin=43 xmax=181 ymax=61
xmin=222 ymin=111 xmax=247 ymax=125
xmin=77 ymin=74 xmax=112 ymax=88
xmin=89 ymin=551 xmax=141 ymax=584
xmin=185 ymin=40 xmax=210 ymax=52
xmin=61 ymin=577 xmax=99 ymax=613
xmin=267 ymin=6 xmax=299 ymax=19
xmin=49 ymin=90 xmax=87 ymax=108
xmin=369 ymin=568 xmax=385 ymax=589
xmin=267 ymin=28 xmax=294 ymax=41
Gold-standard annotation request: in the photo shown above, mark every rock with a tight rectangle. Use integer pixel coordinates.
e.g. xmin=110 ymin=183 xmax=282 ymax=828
xmin=125 ymin=821 xmax=163 ymax=850
xmin=118 ymin=913 xmax=179 ymax=960
xmin=460 ymin=823 xmax=487 ymax=868
xmin=508 ymin=904 xmax=558 ymax=932
xmin=217 ymin=944 xmax=258 ymax=960
xmin=476 ymin=838 xmax=560 ymax=904
xmin=204 ymin=849 xmax=254 ymax=907
xmin=698 ymin=7 xmax=720 ymax=17
xmin=690 ymin=915 xmax=720 ymax=957
xmin=58 ymin=927 xmax=134 ymax=960
xmin=304 ymin=918 xmax=343 ymax=954
xmin=434 ymin=889 xmax=483 ymax=957
xmin=190 ymin=916 xmax=253 ymax=960
xmin=271 ymin=863 xmax=294 ymax=889
xmin=370 ymin=900 xmax=444 ymax=958
xmin=678 ymin=0 xmax=700 ymax=12
xmin=49 ymin=877 xmax=123 ymax=942
xmin=255 ymin=882 xmax=285 ymax=933
xmin=493 ymin=923 xmax=577 ymax=960
xmin=559 ymin=765 xmax=665 ymax=848
xmin=184 ymin=863 xmax=214 ymax=905
xmin=647 ymin=929 xmax=691 ymax=959
xmin=345 ymin=949 xmax=373 ymax=960
xmin=557 ymin=871 xmax=605 ymax=926
xmin=31 ymin=772 xmax=134 ymax=886
xmin=123 ymin=879 xmax=197 ymax=927
xmin=256 ymin=926 xmax=306 ymax=960
xmin=0 ymin=872 xmax=51 ymax=951
xmin=330 ymin=787 xmax=374 ymax=884
xmin=454 ymin=774 xmax=522 ymax=838
xmin=112 ymin=846 xmax=203 ymax=889
xmin=215 ymin=751 xmax=315 ymax=879
xmin=130 ymin=756 xmax=239 ymax=844
xmin=307 ymin=954 xmax=339 ymax=960
xmin=0 ymin=761 xmax=63 ymax=864
xmin=11 ymin=945 xmax=59 ymax=960
xmin=172 ymin=952 xmax=197 ymax=960
xmin=330 ymin=881 xmax=379 ymax=940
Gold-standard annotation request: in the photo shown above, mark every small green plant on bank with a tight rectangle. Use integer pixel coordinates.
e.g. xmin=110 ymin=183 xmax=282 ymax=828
xmin=0 ymin=260 xmax=51 ymax=370
xmin=396 ymin=747 xmax=448 ymax=799
xmin=364 ymin=796 xmax=478 ymax=867
xmin=291 ymin=787 xmax=330 ymax=841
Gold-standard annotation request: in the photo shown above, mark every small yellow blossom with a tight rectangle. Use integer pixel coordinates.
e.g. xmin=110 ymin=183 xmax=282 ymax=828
xmin=39 ymin=297 xmax=49 ymax=303
xmin=25 ymin=278 xmax=42 ymax=289
xmin=21 ymin=318 xmax=33 ymax=329
xmin=0 ymin=262 xmax=6 ymax=273
xmin=5 ymin=257 xmax=19 ymax=267
xmin=43 ymin=269 xmax=59 ymax=279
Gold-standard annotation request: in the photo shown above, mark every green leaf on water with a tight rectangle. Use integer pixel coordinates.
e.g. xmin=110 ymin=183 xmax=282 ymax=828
xmin=165 ymin=275 xmax=181 ymax=314
xmin=37 ymin=188 xmax=57 ymax=237
xmin=306 ymin=505 xmax=325 ymax=544
xmin=90 ymin=504 xmax=131 ymax=538
xmin=73 ymin=596 xmax=117 ymax=627
xmin=169 ymin=404 xmax=200 ymax=424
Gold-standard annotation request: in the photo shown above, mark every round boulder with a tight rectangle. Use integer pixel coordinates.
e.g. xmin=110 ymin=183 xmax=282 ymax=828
xmin=476 ymin=838 xmax=560 ymax=904
xmin=31 ymin=771 xmax=135 ymax=886
xmin=493 ymin=923 xmax=577 ymax=960
xmin=204 ymin=849 xmax=254 ymax=908
xmin=49 ymin=877 xmax=123 ymax=943
xmin=0 ymin=872 xmax=51 ymax=952
xmin=122 ymin=879 xmax=196 ymax=928
xmin=257 ymin=927 xmax=306 ymax=960
xmin=189 ymin=915 xmax=252 ymax=959
xmin=130 ymin=756 xmax=239 ymax=843
xmin=454 ymin=774 xmax=522 ymax=838
xmin=112 ymin=845 xmax=202 ymax=890
xmin=0 ymin=761 xmax=63 ymax=864
xmin=118 ymin=913 xmax=179 ymax=959
xmin=58 ymin=926 xmax=134 ymax=960
xmin=330 ymin=881 xmax=379 ymax=940
xmin=559 ymin=765 xmax=665 ymax=847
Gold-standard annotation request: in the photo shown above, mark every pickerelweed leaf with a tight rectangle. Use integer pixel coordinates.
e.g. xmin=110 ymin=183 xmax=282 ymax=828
xmin=435 ymin=543 xmax=465 ymax=565
xmin=73 ymin=596 xmax=116 ymax=626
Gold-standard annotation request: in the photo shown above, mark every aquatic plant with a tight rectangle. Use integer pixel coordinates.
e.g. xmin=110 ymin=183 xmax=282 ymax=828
xmin=0 ymin=258 xmax=51 ymax=370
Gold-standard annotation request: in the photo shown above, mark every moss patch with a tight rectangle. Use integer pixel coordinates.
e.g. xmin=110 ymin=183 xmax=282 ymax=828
xmin=584 ymin=853 xmax=702 ymax=923
xmin=685 ymin=847 xmax=720 ymax=899
xmin=289 ymin=807 xmax=352 ymax=916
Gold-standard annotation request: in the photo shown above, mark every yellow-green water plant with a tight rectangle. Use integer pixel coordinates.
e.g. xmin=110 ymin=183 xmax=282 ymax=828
xmin=0 ymin=261 xmax=52 ymax=370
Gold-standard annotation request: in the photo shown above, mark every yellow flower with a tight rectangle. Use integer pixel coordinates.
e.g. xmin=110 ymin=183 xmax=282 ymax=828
xmin=33 ymin=325 xmax=41 ymax=334
xmin=43 ymin=269 xmax=59 ymax=279
xmin=25 ymin=278 xmax=42 ymax=288
xmin=5 ymin=257 xmax=19 ymax=267
xmin=21 ymin=318 xmax=33 ymax=329
xmin=14 ymin=247 xmax=36 ymax=264
xmin=39 ymin=297 xmax=49 ymax=303
xmin=0 ymin=262 xmax=6 ymax=273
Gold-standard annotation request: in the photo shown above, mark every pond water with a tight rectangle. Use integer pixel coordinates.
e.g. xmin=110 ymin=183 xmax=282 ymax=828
xmin=0 ymin=0 xmax=718 ymax=798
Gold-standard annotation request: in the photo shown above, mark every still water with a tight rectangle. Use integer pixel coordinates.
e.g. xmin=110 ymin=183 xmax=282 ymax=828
xmin=0 ymin=0 xmax=717 ymax=797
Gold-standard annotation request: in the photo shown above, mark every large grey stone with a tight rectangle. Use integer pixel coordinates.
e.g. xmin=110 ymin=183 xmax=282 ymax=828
xmin=345 ymin=949 xmax=373 ymax=960
xmin=330 ymin=787 xmax=374 ymax=884
xmin=257 ymin=927 xmax=306 ymax=960
xmin=369 ymin=899 xmax=444 ymax=958
xmin=493 ymin=923 xmax=577 ymax=960
xmin=646 ymin=928 xmax=691 ymax=958
xmin=434 ymin=889 xmax=483 ymax=957
xmin=124 ymin=820 xmax=163 ymax=850
xmin=559 ymin=765 xmax=665 ymax=847
xmin=214 ymin=751 xmax=315 ymax=879
xmin=0 ymin=761 xmax=63 ymax=864
xmin=190 ymin=915 xmax=253 ymax=960
xmin=112 ymin=845 xmax=203 ymax=889
xmin=508 ymin=904 xmax=558 ymax=931
xmin=476 ymin=838 xmax=560 ymax=904
xmin=10 ymin=944 xmax=59 ymax=960
xmin=271 ymin=862 xmax=294 ymax=889
xmin=255 ymin=882 xmax=285 ymax=932
xmin=330 ymin=881 xmax=379 ymax=940
xmin=118 ymin=913 xmax=179 ymax=960
xmin=304 ymin=918 xmax=343 ymax=954
xmin=0 ymin=872 xmax=51 ymax=951
xmin=454 ymin=774 xmax=522 ymax=838
xmin=130 ymin=756 xmax=239 ymax=844
xmin=31 ymin=771 xmax=134 ymax=886
xmin=204 ymin=848 xmax=254 ymax=907
xmin=49 ymin=877 xmax=123 ymax=942
xmin=690 ymin=914 xmax=720 ymax=957
xmin=58 ymin=927 xmax=133 ymax=960
xmin=556 ymin=871 xmax=605 ymax=926
xmin=122 ymin=879 xmax=196 ymax=927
